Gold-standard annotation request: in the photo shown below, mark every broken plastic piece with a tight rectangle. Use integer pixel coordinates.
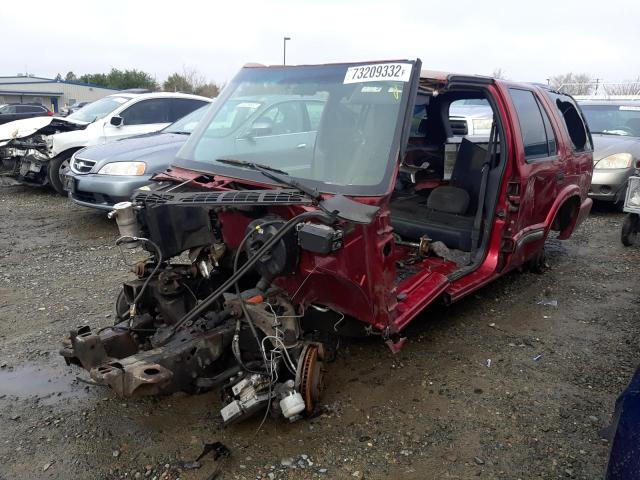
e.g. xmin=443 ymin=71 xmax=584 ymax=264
xmin=385 ymin=336 xmax=407 ymax=353
xmin=536 ymin=299 xmax=558 ymax=307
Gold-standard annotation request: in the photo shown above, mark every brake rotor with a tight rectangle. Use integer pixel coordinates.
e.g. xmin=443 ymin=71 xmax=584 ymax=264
xmin=295 ymin=344 xmax=324 ymax=414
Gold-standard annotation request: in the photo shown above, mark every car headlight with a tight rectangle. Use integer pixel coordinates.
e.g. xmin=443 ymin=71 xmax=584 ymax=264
xmin=472 ymin=118 xmax=493 ymax=134
xmin=594 ymin=153 xmax=633 ymax=169
xmin=97 ymin=162 xmax=146 ymax=176
xmin=628 ymin=177 xmax=640 ymax=207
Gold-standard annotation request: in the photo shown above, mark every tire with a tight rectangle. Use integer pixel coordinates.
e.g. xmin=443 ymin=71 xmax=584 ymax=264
xmin=621 ymin=214 xmax=639 ymax=247
xmin=47 ymin=153 xmax=73 ymax=195
xmin=526 ymin=247 xmax=548 ymax=274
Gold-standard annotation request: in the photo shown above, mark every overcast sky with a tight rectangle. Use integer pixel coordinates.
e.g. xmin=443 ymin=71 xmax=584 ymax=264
xmin=1 ymin=0 xmax=638 ymax=85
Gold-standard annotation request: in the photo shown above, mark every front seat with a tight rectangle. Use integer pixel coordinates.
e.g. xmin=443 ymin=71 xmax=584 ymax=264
xmin=390 ymin=138 xmax=489 ymax=251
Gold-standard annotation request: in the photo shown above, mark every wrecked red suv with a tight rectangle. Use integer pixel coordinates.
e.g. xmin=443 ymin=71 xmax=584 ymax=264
xmin=61 ymin=59 xmax=593 ymax=424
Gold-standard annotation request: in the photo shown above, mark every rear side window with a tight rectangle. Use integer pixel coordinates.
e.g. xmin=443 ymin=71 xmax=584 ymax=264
xmin=170 ymin=98 xmax=208 ymax=122
xmin=509 ymin=88 xmax=557 ymax=161
xmin=121 ymin=99 xmax=171 ymax=125
xmin=546 ymin=92 xmax=591 ymax=152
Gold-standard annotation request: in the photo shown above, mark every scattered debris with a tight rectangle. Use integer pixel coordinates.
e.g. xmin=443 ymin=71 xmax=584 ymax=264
xmin=181 ymin=461 xmax=201 ymax=470
xmin=0 ymin=176 xmax=22 ymax=187
xmin=196 ymin=441 xmax=230 ymax=462
xmin=485 ymin=359 xmax=492 ymax=368
xmin=537 ymin=299 xmax=558 ymax=307
xmin=194 ymin=441 xmax=230 ymax=480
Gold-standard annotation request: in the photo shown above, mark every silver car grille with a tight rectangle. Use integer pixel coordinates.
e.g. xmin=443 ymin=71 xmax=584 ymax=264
xmin=71 ymin=156 xmax=96 ymax=174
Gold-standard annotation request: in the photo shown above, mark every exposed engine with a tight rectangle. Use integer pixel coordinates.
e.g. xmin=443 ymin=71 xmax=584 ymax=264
xmin=58 ymin=182 xmax=372 ymax=424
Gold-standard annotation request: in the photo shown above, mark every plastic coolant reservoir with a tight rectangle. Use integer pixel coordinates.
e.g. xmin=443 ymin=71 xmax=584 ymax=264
xmin=280 ymin=391 xmax=306 ymax=419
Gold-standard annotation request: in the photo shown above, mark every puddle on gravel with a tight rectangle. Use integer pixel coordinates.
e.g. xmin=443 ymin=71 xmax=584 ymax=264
xmin=0 ymin=363 xmax=95 ymax=405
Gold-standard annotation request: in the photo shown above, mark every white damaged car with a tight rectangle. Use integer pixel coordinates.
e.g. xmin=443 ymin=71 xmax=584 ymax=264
xmin=0 ymin=91 xmax=210 ymax=194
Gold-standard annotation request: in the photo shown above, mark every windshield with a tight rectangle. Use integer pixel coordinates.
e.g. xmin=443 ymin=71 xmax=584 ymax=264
xmin=67 ymin=96 xmax=130 ymax=123
xmin=176 ymin=61 xmax=417 ymax=195
xmin=580 ymin=104 xmax=640 ymax=137
xmin=164 ymin=104 xmax=211 ymax=134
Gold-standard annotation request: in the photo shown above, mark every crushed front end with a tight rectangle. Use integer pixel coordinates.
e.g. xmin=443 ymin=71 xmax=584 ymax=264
xmin=60 ymin=181 xmax=378 ymax=424
xmin=0 ymin=118 xmax=85 ymax=185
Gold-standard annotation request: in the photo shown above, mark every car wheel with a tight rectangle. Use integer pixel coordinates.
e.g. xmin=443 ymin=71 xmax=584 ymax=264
xmin=527 ymin=247 xmax=548 ymax=274
xmin=48 ymin=153 xmax=73 ymax=195
xmin=621 ymin=214 xmax=639 ymax=247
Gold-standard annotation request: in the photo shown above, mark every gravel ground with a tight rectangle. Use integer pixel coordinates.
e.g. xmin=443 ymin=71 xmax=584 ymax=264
xmin=1 ymin=184 xmax=639 ymax=480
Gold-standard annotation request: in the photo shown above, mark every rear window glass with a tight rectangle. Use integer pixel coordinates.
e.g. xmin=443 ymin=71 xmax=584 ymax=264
xmin=509 ymin=88 xmax=557 ymax=160
xmin=170 ymin=98 xmax=209 ymax=122
xmin=547 ymin=92 xmax=592 ymax=152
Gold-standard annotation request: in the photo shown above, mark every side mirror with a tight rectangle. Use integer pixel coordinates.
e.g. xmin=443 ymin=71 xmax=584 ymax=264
xmin=110 ymin=115 xmax=123 ymax=127
xmin=249 ymin=121 xmax=273 ymax=137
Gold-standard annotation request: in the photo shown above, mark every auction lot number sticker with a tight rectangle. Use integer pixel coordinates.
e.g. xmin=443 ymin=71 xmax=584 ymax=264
xmin=344 ymin=63 xmax=412 ymax=84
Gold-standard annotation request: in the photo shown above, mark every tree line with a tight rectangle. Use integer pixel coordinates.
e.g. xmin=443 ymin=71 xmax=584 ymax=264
xmin=55 ymin=67 xmax=221 ymax=98
xmin=493 ymin=69 xmax=640 ymax=96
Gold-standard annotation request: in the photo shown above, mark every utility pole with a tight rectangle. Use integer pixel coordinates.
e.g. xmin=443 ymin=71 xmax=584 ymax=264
xmin=283 ymin=36 xmax=291 ymax=65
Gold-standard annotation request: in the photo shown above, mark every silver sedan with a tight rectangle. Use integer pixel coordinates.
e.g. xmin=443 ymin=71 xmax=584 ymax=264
xmin=579 ymin=100 xmax=640 ymax=206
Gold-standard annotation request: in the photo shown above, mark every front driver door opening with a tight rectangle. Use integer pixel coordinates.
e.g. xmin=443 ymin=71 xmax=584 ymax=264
xmin=390 ymin=85 xmax=505 ymax=282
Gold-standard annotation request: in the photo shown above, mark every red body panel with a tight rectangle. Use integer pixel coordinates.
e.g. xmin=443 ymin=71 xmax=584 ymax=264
xmin=161 ymin=75 xmax=592 ymax=334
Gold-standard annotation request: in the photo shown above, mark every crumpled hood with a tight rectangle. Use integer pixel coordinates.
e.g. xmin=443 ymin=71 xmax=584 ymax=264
xmin=76 ymin=132 xmax=188 ymax=169
xmin=593 ymin=134 xmax=640 ymax=162
xmin=0 ymin=116 xmax=88 ymax=145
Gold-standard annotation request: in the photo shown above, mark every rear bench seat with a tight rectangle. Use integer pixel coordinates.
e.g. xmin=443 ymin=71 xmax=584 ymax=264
xmin=390 ymin=139 xmax=488 ymax=252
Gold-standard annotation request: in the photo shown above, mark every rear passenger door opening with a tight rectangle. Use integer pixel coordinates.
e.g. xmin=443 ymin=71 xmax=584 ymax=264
xmin=390 ymin=80 xmax=507 ymax=285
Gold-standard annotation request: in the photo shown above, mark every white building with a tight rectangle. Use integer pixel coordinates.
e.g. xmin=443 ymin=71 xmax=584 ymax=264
xmin=0 ymin=75 xmax=120 ymax=113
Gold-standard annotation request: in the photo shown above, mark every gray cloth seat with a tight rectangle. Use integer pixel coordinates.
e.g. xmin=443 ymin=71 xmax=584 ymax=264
xmin=426 ymin=185 xmax=470 ymax=214
xmin=390 ymin=139 xmax=488 ymax=251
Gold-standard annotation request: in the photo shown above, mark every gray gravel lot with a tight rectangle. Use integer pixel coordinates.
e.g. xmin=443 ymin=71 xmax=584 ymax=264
xmin=1 ymin=184 xmax=639 ymax=480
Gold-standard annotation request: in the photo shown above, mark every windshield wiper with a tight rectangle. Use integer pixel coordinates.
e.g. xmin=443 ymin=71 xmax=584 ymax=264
xmin=216 ymin=158 xmax=289 ymax=175
xmin=591 ymin=130 xmax=627 ymax=136
xmin=215 ymin=158 xmax=321 ymax=201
